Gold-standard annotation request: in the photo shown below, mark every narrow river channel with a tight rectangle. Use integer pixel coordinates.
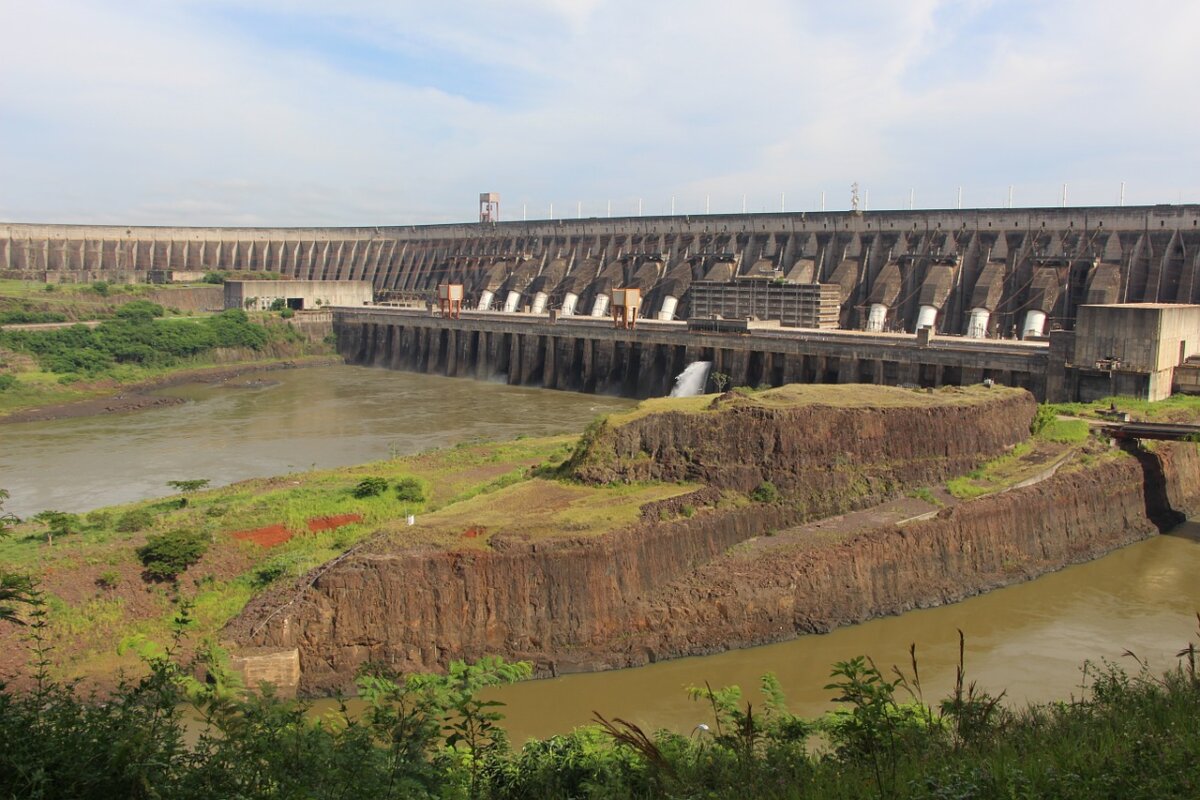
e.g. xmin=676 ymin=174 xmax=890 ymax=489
xmin=3 ymin=364 xmax=1198 ymax=742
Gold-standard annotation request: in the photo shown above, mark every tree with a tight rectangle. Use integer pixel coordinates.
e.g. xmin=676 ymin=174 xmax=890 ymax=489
xmin=710 ymin=371 xmax=731 ymax=393
xmin=32 ymin=510 xmax=80 ymax=546
xmin=0 ymin=572 xmax=34 ymax=625
xmin=167 ymin=479 xmax=210 ymax=494
xmin=353 ymin=477 xmax=389 ymax=498
xmin=167 ymin=479 xmax=210 ymax=507
xmin=137 ymin=529 xmax=209 ymax=580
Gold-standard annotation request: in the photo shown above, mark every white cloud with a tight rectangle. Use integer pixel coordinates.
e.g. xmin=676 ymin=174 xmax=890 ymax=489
xmin=0 ymin=0 xmax=1196 ymax=224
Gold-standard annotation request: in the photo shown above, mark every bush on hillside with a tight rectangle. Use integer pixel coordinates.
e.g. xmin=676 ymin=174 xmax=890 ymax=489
xmin=0 ymin=308 xmax=267 ymax=376
xmin=353 ymin=477 xmax=389 ymax=498
xmin=136 ymin=529 xmax=208 ymax=580
xmin=394 ymin=476 xmax=428 ymax=503
xmin=750 ymin=480 xmax=781 ymax=503
xmin=115 ymin=508 xmax=155 ymax=533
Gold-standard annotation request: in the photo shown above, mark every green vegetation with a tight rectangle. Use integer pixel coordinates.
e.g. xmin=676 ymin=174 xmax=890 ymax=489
xmin=136 ymin=529 xmax=210 ymax=580
xmin=0 ymin=308 xmax=267 ymax=377
xmin=353 ymin=476 xmax=390 ymax=498
xmin=32 ymin=510 xmax=81 ymax=546
xmin=0 ymin=309 xmax=68 ymax=324
xmin=395 ymin=476 xmax=428 ymax=503
xmin=115 ymin=508 xmax=156 ymax=532
xmin=750 ymin=480 xmax=781 ymax=503
xmin=0 ymin=594 xmax=1197 ymax=800
xmin=1044 ymin=393 xmax=1200 ymax=424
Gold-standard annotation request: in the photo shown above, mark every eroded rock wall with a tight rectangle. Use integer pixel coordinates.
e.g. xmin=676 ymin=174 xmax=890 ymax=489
xmin=231 ymin=391 xmax=1045 ymax=694
xmin=572 ymin=390 xmax=1037 ymax=495
xmin=616 ymin=443 xmax=1200 ymax=661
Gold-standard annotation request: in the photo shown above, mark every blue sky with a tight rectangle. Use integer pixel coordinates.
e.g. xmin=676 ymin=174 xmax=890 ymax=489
xmin=1 ymin=0 xmax=1197 ymax=225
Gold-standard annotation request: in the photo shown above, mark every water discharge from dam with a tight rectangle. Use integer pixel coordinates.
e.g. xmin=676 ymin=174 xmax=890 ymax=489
xmin=669 ymin=361 xmax=712 ymax=397
xmin=3 ymin=364 xmax=1199 ymax=743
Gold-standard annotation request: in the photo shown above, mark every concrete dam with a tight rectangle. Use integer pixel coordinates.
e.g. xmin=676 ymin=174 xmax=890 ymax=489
xmin=6 ymin=204 xmax=1200 ymax=338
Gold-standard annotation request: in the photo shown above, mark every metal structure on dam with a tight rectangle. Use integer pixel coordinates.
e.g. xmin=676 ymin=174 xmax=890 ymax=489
xmin=6 ymin=204 xmax=1200 ymax=339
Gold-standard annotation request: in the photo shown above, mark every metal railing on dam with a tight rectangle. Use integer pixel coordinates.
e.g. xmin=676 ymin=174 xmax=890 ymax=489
xmin=6 ymin=203 xmax=1200 ymax=340
xmin=332 ymin=306 xmax=1049 ymax=399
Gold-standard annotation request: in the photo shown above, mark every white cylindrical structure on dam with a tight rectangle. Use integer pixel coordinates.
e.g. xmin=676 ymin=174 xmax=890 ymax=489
xmin=916 ymin=305 xmax=938 ymax=330
xmin=967 ymin=307 xmax=990 ymax=338
xmin=866 ymin=303 xmax=888 ymax=332
xmin=590 ymin=294 xmax=610 ymax=317
xmin=477 ymin=290 xmax=494 ymax=311
xmin=530 ymin=291 xmax=549 ymax=314
xmin=560 ymin=292 xmax=579 ymax=316
xmin=1023 ymin=309 xmax=1047 ymax=339
xmin=657 ymin=295 xmax=679 ymax=321
xmin=503 ymin=290 xmax=522 ymax=313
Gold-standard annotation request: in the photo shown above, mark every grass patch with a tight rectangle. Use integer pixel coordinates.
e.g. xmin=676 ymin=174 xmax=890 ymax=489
xmin=605 ymin=383 xmax=1024 ymax=426
xmin=1037 ymin=417 xmax=1090 ymax=444
xmin=945 ymin=440 xmax=1067 ymax=500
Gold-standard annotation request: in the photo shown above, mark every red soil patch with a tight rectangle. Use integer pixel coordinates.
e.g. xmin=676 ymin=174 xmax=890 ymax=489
xmin=462 ymin=527 xmax=485 ymax=539
xmin=232 ymin=523 xmax=292 ymax=547
xmin=307 ymin=513 xmax=364 ymax=532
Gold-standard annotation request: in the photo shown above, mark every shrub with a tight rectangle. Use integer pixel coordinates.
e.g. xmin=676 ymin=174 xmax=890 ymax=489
xmin=0 ymin=310 xmax=67 ymax=324
xmin=33 ymin=510 xmax=81 ymax=545
xmin=202 ymin=271 xmax=226 ymax=284
xmin=0 ymin=374 xmax=15 ymax=392
xmin=750 ymin=481 xmax=781 ymax=503
xmin=115 ymin=508 xmax=155 ymax=533
xmin=681 ymin=504 xmax=696 ymax=518
xmin=252 ymin=560 xmax=291 ymax=588
xmin=85 ymin=510 xmax=112 ymax=529
xmin=280 ymin=307 xmax=295 ymax=319
xmin=269 ymin=298 xmax=287 ymax=312
xmin=394 ymin=476 xmax=427 ymax=503
xmin=136 ymin=529 xmax=208 ymax=580
xmin=115 ymin=300 xmax=165 ymax=321
xmin=1031 ymin=404 xmax=1058 ymax=435
xmin=95 ymin=570 xmax=120 ymax=590
xmin=91 ymin=280 xmax=110 ymax=296
xmin=353 ymin=476 xmax=389 ymax=498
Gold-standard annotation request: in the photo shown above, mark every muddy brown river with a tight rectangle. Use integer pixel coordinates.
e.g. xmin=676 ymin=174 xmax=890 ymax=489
xmin=3 ymin=364 xmax=1199 ymax=741
xmin=0 ymin=365 xmax=634 ymax=519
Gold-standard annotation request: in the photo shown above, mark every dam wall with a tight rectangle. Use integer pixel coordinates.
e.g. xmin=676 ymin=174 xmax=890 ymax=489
xmin=334 ymin=306 xmax=1049 ymax=398
xmin=7 ymin=203 xmax=1200 ymax=336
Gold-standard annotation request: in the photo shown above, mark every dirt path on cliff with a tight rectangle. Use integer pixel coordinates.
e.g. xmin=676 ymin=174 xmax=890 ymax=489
xmin=0 ymin=356 xmax=343 ymax=424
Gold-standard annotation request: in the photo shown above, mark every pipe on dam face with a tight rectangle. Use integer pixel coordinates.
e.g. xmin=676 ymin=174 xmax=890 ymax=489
xmin=657 ymin=295 xmax=678 ymax=321
xmin=1023 ymin=309 xmax=1047 ymax=339
xmin=866 ymin=304 xmax=888 ymax=332
xmin=590 ymin=294 xmax=610 ymax=317
xmin=477 ymin=290 xmax=495 ymax=311
xmin=916 ymin=305 xmax=938 ymax=331
xmin=967 ymin=307 xmax=990 ymax=339
xmin=531 ymin=291 xmax=549 ymax=314
xmin=561 ymin=292 xmax=579 ymax=316
xmin=503 ymin=290 xmax=522 ymax=313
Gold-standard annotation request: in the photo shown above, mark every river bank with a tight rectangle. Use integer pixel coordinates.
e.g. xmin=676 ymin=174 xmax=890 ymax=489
xmin=0 ymin=355 xmax=342 ymax=424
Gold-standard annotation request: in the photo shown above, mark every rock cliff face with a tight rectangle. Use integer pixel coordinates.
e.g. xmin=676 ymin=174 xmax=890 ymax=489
xmin=610 ymin=443 xmax=1200 ymax=661
xmin=228 ymin=390 xmax=1198 ymax=697
xmin=571 ymin=389 xmax=1036 ymax=498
